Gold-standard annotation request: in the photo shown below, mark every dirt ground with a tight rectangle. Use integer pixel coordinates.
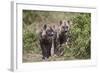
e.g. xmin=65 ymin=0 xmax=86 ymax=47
xmin=23 ymin=51 xmax=76 ymax=63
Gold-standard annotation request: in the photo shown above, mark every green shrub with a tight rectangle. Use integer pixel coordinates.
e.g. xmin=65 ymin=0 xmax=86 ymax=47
xmin=23 ymin=30 xmax=41 ymax=53
xmin=69 ymin=13 xmax=91 ymax=59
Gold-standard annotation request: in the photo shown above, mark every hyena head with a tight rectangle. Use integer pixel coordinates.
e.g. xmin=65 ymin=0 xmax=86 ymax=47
xmin=41 ymin=24 xmax=54 ymax=39
xmin=47 ymin=26 xmax=54 ymax=37
xmin=59 ymin=20 xmax=70 ymax=33
xmin=41 ymin=24 xmax=47 ymax=38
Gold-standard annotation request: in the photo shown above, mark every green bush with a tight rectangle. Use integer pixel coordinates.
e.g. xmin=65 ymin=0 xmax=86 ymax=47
xmin=68 ymin=13 xmax=91 ymax=59
xmin=23 ymin=30 xmax=41 ymax=53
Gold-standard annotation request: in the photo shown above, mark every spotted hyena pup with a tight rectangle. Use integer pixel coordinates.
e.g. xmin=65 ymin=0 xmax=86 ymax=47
xmin=39 ymin=24 xmax=55 ymax=60
xmin=57 ymin=20 xmax=70 ymax=46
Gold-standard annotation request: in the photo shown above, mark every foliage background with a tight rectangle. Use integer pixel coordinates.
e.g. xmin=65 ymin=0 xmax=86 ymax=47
xmin=22 ymin=10 xmax=91 ymax=62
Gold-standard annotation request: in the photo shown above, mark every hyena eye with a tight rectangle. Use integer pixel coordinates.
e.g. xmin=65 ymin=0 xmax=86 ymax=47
xmin=62 ymin=26 xmax=65 ymax=29
xmin=66 ymin=26 xmax=68 ymax=28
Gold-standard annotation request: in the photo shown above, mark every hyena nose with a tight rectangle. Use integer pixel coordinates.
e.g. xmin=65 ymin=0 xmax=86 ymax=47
xmin=49 ymin=32 xmax=54 ymax=36
xmin=65 ymin=29 xmax=68 ymax=32
xmin=51 ymin=32 xmax=54 ymax=35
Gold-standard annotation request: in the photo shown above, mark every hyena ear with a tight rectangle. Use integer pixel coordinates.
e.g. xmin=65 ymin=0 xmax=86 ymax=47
xmin=67 ymin=20 xmax=70 ymax=24
xmin=67 ymin=20 xmax=73 ymax=25
xmin=43 ymin=24 xmax=47 ymax=30
xmin=59 ymin=20 xmax=62 ymax=25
